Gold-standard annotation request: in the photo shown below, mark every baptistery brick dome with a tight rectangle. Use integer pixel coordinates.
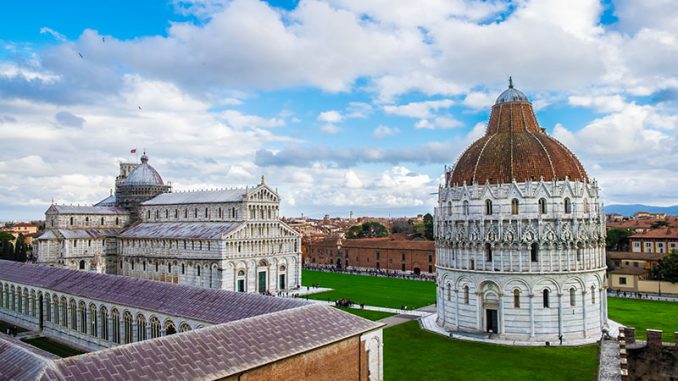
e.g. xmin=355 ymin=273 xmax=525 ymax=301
xmin=450 ymin=80 xmax=588 ymax=185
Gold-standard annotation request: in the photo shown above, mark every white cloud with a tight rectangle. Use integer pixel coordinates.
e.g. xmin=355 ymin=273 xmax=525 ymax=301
xmin=383 ymin=99 xmax=453 ymax=119
xmin=320 ymin=124 xmax=340 ymax=134
xmin=39 ymin=27 xmax=67 ymax=42
xmin=568 ymin=95 xmax=627 ymax=113
xmin=221 ymin=110 xmax=285 ymax=129
xmin=317 ymin=110 xmax=343 ymax=123
xmin=415 ymin=116 xmax=463 ymax=129
xmin=344 ymin=170 xmax=363 ymax=188
xmin=373 ymin=124 xmax=399 ymax=139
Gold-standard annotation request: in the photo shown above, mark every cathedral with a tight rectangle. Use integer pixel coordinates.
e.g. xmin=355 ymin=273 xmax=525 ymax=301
xmin=434 ymin=80 xmax=608 ymax=343
xmin=35 ymin=154 xmax=301 ymax=294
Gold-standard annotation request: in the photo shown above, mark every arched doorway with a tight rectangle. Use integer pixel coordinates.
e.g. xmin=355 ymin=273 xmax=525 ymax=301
xmin=79 ymin=260 xmax=85 ymax=270
xmin=336 ymin=258 xmax=342 ymax=270
xmin=480 ymin=281 xmax=501 ymax=334
xmin=413 ymin=267 xmax=421 ymax=275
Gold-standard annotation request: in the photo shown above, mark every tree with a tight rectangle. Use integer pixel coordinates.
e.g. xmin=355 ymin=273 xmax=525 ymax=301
xmin=606 ymin=228 xmax=633 ymax=251
xmin=345 ymin=222 xmax=389 ymax=239
xmin=0 ymin=232 xmax=14 ymax=260
xmin=14 ymin=233 xmax=27 ymax=262
xmin=423 ymin=213 xmax=434 ymax=240
xmin=650 ymin=220 xmax=669 ymax=229
xmin=659 ymin=249 xmax=678 ymax=284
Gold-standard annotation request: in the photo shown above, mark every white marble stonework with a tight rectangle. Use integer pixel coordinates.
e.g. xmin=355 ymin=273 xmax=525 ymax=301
xmin=434 ymin=84 xmax=608 ymax=344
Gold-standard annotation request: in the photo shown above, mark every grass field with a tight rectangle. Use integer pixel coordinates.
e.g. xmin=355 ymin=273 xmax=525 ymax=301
xmin=302 ymin=270 xmax=436 ymax=309
xmin=384 ymin=321 xmax=599 ymax=381
xmin=608 ymin=297 xmax=678 ymax=341
xmin=335 ymin=306 xmax=394 ymax=321
xmin=22 ymin=337 xmax=85 ymax=358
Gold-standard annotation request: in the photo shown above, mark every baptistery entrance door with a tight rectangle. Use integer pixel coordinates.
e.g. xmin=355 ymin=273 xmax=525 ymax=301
xmin=486 ymin=309 xmax=498 ymax=333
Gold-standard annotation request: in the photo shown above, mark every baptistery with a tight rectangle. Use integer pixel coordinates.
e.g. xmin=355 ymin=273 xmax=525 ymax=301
xmin=434 ymin=79 xmax=607 ymax=343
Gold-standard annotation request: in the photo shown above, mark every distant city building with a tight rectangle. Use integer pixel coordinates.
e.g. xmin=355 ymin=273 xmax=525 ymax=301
xmin=434 ymin=81 xmax=608 ymax=343
xmin=304 ymin=236 xmax=435 ymax=275
xmin=0 ymin=260 xmax=383 ymax=380
xmin=0 ymin=222 xmax=39 ymax=246
xmin=35 ymin=154 xmax=301 ymax=295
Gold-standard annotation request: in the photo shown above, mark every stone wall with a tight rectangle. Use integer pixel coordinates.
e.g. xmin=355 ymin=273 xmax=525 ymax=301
xmin=626 ymin=329 xmax=678 ymax=381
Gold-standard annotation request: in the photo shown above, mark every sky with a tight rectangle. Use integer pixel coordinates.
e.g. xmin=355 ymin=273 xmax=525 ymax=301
xmin=1 ymin=0 xmax=677 ymax=221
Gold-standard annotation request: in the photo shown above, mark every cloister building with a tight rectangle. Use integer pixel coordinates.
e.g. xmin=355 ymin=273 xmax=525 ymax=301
xmin=0 ymin=260 xmax=383 ymax=380
xmin=35 ymin=154 xmax=301 ymax=295
xmin=434 ymin=80 xmax=608 ymax=344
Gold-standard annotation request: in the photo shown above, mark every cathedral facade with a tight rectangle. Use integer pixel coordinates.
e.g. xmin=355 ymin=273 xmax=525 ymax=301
xmin=35 ymin=155 xmax=301 ymax=294
xmin=434 ymin=81 xmax=608 ymax=343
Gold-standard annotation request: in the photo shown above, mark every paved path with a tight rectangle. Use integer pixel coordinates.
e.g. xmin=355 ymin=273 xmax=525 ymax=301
xmin=598 ymin=339 xmax=621 ymax=381
xmin=377 ymin=304 xmax=437 ymax=327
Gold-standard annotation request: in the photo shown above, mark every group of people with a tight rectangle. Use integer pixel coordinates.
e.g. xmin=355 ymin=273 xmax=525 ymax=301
xmin=4 ymin=325 xmax=19 ymax=337
xmin=303 ymin=265 xmax=435 ymax=282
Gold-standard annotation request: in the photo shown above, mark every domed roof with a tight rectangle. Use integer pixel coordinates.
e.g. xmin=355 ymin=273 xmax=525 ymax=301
xmin=449 ymin=80 xmax=588 ymax=185
xmin=124 ymin=154 xmax=164 ymax=186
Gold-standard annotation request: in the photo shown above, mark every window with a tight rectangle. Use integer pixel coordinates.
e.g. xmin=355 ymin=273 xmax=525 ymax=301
xmin=511 ymin=198 xmax=519 ymax=215
xmin=577 ymin=248 xmax=582 ymax=262
xmin=70 ymin=299 xmax=77 ymax=330
xmin=61 ymin=296 xmax=67 ymax=326
xmin=401 ymin=263 xmax=406 ymax=271
xmin=175 ymin=209 xmax=178 ymax=218
xmin=583 ymin=199 xmax=590 ymax=213
xmin=155 ymin=262 xmax=159 ymax=272
xmin=485 ymin=199 xmax=493 ymax=215
xmin=112 ymin=309 xmax=120 ymax=344
xmin=485 ymin=243 xmax=492 ymax=262
xmin=166 ymin=210 xmax=169 ymax=218
xmin=100 ymin=307 xmax=108 ymax=340
xmin=52 ymin=295 xmax=58 ymax=324
xmin=463 ymin=286 xmax=470 ymax=304
xmin=115 ymin=217 xmax=119 ymax=225
xmin=123 ymin=312 xmax=133 ymax=344
xmin=463 ymin=200 xmax=469 ymax=216
xmin=530 ymin=243 xmax=538 ymax=262
xmin=513 ymin=289 xmax=520 ymax=308
xmin=180 ymin=323 xmax=192 ymax=333
xmin=205 ymin=207 xmax=208 ymax=217
xmin=446 ymin=285 xmax=451 ymax=301
xmin=181 ymin=263 xmax=185 ymax=274
xmin=79 ymin=301 xmax=87 ymax=334
xmin=147 ymin=210 xmax=151 ymax=219
xmin=539 ymin=198 xmax=547 ymax=214
xmin=90 ymin=304 xmax=98 ymax=337
xmin=543 ymin=289 xmax=550 ymax=308
xmin=564 ymin=198 xmax=571 ymax=214
xmin=150 ymin=317 xmax=161 ymax=338
xmin=197 ymin=266 xmax=201 ymax=276
xmin=376 ymin=251 xmax=380 ymax=260
xmin=619 ymin=277 xmax=627 ymax=285
xmin=101 ymin=217 xmax=104 ymax=225
xmin=591 ymin=286 xmax=596 ymax=304
xmin=447 ymin=201 xmax=452 ymax=216
xmin=44 ymin=292 xmax=51 ymax=319
xmin=184 ymin=209 xmax=188 ymax=218
xmin=70 ymin=217 xmax=74 ymax=225
xmin=136 ymin=314 xmax=146 ymax=341
xmin=194 ymin=208 xmax=198 ymax=218
xmin=569 ymin=288 xmax=576 ymax=307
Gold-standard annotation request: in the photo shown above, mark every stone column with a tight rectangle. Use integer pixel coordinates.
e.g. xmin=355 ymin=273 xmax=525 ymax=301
xmin=454 ymin=289 xmax=459 ymax=329
xmin=529 ymin=293 xmax=535 ymax=338
xmin=623 ymin=327 xmax=635 ymax=344
xmin=581 ymin=290 xmax=587 ymax=337
xmin=646 ymin=329 xmax=662 ymax=347
xmin=499 ymin=293 xmax=505 ymax=334
xmin=558 ymin=293 xmax=563 ymax=336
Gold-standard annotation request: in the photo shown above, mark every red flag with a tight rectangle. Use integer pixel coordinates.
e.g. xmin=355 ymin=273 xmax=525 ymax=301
xmin=130 ymin=148 xmax=137 ymax=154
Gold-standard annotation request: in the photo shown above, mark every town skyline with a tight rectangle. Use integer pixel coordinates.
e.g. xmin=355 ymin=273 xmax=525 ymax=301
xmin=1 ymin=0 xmax=677 ymax=221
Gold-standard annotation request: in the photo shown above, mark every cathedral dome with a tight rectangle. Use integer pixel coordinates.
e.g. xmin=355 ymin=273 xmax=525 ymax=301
xmin=124 ymin=154 xmax=164 ymax=186
xmin=450 ymin=80 xmax=588 ymax=185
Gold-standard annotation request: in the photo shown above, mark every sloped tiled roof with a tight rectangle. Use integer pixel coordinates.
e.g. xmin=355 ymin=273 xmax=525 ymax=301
xmin=0 ymin=261 xmax=306 ymax=324
xmin=630 ymin=228 xmax=678 ymax=240
xmin=47 ymin=205 xmax=129 ymax=215
xmin=42 ymin=304 xmax=381 ymax=381
xmin=142 ymin=189 xmax=247 ymax=205
xmin=0 ymin=335 xmax=58 ymax=381
xmin=450 ymin=85 xmax=588 ymax=185
xmin=119 ymin=222 xmax=241 ymax=239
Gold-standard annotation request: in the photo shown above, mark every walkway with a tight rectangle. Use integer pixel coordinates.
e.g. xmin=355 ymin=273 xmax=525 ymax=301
xmin=598 ymin=338 xmax=621 ymax=381
xmin=608 ymin=292 xmax=678 ymax=303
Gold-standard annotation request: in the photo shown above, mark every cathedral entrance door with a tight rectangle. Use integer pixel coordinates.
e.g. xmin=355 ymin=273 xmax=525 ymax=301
xmin=485 ymin=309 xmax=498 ymax=333
xmin=258 ymin=271 xmax=267 ymax=293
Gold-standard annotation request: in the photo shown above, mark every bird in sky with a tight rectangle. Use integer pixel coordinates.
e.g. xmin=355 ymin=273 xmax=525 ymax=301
xmin=138 ymin=106 xmax=142 ymax=110
xmin=78 ymin=52 xmax=83 ymax=59
xmin=102 ymin=37 xmax=105 ymax=43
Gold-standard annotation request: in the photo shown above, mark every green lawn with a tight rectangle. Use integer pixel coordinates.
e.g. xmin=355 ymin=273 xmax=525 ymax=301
xmin=608 ymin=297 xmax=678 ymax=341
xmin=385 ymin=321 xmax=598 ymax=381
xmin=22 ymin=337 xmax=85 ymax=358
xmin=302 ymin=270 xmax=436 ymax=309
xmin=335 ymin=306 xmax=395 ymax=321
